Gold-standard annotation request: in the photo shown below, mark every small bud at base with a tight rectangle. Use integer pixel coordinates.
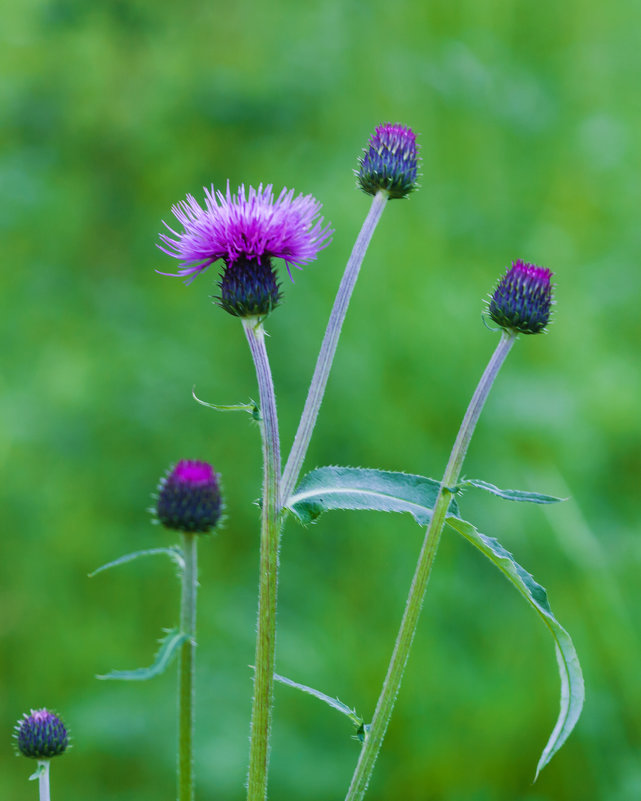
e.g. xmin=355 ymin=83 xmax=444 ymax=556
xmin=14 ymin=709 xmax=69 ymax=759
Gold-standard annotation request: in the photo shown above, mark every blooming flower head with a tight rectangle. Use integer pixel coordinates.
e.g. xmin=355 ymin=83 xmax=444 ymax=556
xmin=14 ymin=709 xmax=69 ymax=759
xmin=357 ymin=123 xmax=419 ymax=199
xmin=488 ymin=260 xmax=554 ymax=335
xmin=158 ymin=183 xmax=332 ymax=317
xmin=155 ymin=460 xmax=222 ymax=534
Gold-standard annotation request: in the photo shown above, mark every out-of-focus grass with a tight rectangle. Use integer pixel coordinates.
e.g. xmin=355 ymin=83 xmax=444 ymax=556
xmin=2 ymin=0 xmax=641 ymax=799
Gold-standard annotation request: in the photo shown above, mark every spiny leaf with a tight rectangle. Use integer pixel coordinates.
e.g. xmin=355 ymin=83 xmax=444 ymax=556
xmin=192 ymin=387 xmax=260 ymax=420
xmin=96 ymin=628 xmax=189 ymax=681
xmin=273 ymin=672 xmax=363 ymax=728
xmin=89 ymin=546 xmax=184 ymax=577
xmin=461 ymin=479 xmax=566 ymax=505
xmin=286 ymin=466 xmax=458 ymax=525
xmin=445 ymin=515 xmax=584 ymax=779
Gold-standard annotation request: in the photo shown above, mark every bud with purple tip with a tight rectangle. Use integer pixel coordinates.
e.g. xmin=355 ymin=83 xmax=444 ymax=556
xmin=488 ymin=260 xmax=554 ymax=335
xmin=357 ymin=123 xmax=419 ymax=199
xmin=14 ymin=709 xmax=69 ymax=759
xmin=155 ymin=460 xmax=222 ymax=534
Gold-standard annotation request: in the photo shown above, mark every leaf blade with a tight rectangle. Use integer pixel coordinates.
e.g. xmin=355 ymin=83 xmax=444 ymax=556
xmin=89 ymin=546 xmax=184 ymax=577
xmin=462 ymin=479 xmax=566 ymax=505
xmin=97 ymin=628 xmax=189 ymax=681
xmin=446 ymin=515 xmax=584 ymax=778
xmin=286 ymin=466 xmax=457 ymax=525
xmin=273 ymin=672 xmax=363 ymax=728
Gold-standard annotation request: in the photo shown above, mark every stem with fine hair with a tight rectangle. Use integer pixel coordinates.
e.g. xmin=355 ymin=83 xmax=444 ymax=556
xmin=280 ymin=190 xmax=388 ymax=505
xmin=178 ymin=532 xmax=198 ymax=801
xmin=243 ymin=318 xmax=282 ymax=801
xmin=345 ymin=329 xmax=517 ymax=801
xmin=36 ymin=761 xmax=50 ymax=801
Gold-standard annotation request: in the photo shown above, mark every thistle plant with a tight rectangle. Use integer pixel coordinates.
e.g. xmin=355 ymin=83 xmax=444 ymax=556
xmin=78 ymin=122 xmax=582 ymax=801
xmin=91 ymin=459 xmax=222 ymax=801
xmin=14 ymin=709 xmax=69 ymax=801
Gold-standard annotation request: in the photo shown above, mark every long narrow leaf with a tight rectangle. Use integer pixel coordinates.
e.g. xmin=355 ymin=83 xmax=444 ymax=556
xmin=273 ymin=672 xmax=363 ymax=728
xmin=445 ymin=515 xmax=584 ymax=778
xmin=286 ymin=466 xmax=458 ymax=525
xmin=97 ymin=628 xmax=188 ymax=681
xmin=462 ymin=479 xmax=566 ymax=505
xmin=89 ymin=546 xmax=184 ymax=577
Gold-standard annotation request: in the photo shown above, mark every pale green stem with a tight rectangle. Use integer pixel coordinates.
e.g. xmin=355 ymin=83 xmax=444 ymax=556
xmin=37 ymin=760 xmax=51 ymax=801
xmin=178 ymin=532 xmax=198 ymax=801
xmin=243 ymin=318 xmax=282 ymax=801
xmin=280 ymin=191 xmax=388 ymax=505
xmin=344 ymin=329 xmax=517 ymax=801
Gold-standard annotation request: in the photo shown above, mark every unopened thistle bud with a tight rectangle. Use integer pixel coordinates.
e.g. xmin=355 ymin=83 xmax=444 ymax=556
xmin=155 ymin=460 xmax=222 ymax=534
xmin=357 ymin=123 xmax=419 ymax=199
xmin=488 ymin=260 xmax=553 ymax=335
xmin=14 ymin=709 xmax=69 ymax=759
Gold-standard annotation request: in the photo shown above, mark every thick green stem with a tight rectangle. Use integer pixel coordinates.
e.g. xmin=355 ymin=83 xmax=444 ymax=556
xmin=178 ymin=532 xmax=198 ymax=801
xmin=37 ymin=760 xmax=51 ymax=801
xmin=345 ymin=330 xmax=517 ymax=801
xmin=243 ymin=319 xmax=282 ymax=801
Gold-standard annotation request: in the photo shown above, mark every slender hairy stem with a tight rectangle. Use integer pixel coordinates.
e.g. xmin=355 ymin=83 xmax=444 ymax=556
xmin=243 ymin=318 xmax=282 ymax=801
xmin=37 ymin=760 xmax=50 ymax=801
xmin=280 ymin=191 xmax=388 ymax=505
xmin=345 ymin=330 xmax=517 ymax=801
xmin=178 ymin=532 xmax=198 ymax=801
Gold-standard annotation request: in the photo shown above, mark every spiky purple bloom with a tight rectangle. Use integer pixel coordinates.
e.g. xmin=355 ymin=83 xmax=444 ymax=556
xmin=488 ymin=260 xmax=554 ymax=335
xmin=357 ymin=123 xmax=419 ymax=199
xmin=14 ymin=709 xmax=69 ymax=759
xmin=158 ymin=183 xmax=332 ymax=316
xmin=155 ymin=460 xmax=222 ymax=534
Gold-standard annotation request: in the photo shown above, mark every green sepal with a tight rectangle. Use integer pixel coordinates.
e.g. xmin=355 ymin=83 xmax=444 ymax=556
xmin=286 ymin=466 xmax=458 ymax=525
xmin=460 ymin=479 xmax=566 ymax=505
xmin=89 ymin=546 xmax=184 ymax=577
xmin=28 ymin=763 xmax=48 ymax=781
xmin=273 ymin=672 xmax=364 ymax=730
xmin=445 ymin=515 xmax=584 ymax=779
xmin=96 ymin=628 xmax=189 ymax=681
xmin=192 ymin=387 xmax=261 ymax=420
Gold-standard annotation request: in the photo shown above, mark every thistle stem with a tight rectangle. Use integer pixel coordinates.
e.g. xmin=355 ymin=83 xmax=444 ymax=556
xmin=243 ymin=318 xmax=282 ymax=801
xmin=37 ymin=760 xmax=50 ymax=801
xmin=344 ymin=329 xmax=517 ymax=801
xmin=178 ymin=532 xmax=198 ymax=801
xmin=280 ymin=191 xmax=388 ymax=505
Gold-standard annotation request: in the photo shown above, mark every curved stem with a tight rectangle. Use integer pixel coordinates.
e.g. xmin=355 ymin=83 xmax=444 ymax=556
xmin=178 ymin=532 xmax=198 ymax=801
xmin=37 ymin=760 xmax=50 ymax=801
xmin=344 ymin=330 xmax=517 ymax=801
xmin=243 ymin=318 xmax=282 ymax=801
xmin=280 ymin=191 xmax=388 ymax=505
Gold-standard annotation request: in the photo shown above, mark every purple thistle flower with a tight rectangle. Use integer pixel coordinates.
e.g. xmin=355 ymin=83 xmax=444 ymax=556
xmin=155 ymin=460 xmax=222 ymax=534
xmin=158 ymin=183 xmax=332 ymax=316
xmin=357 ymin=123 xmax=419 ymax=199
xmin=14 ymin=709 xmax=69 ymax=759
xmin=488 ymin=260 xmax=554 ymax=335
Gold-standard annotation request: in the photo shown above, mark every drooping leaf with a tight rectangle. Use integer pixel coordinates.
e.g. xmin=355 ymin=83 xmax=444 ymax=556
xmin=445 ymin=515 xmax=584 ymax=779
xmin=97 ymin=628 xmax=189 ymax=681
xmin=89 ymin=546 xmax=184 ymax=577
xmin=286 ymin=466 xmax=458 ymax=525
xmin=461 ymin=479 xmax=566 ymax=505
xmin=192 ymin=387 xmax=260 ymax=420
xmin=273 ymin=672 xmax=363 ymax=728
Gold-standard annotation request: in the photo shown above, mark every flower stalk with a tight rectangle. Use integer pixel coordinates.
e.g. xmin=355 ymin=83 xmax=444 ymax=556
xmin=178 ymin=531 xmax=198 ymax=801
xmin=344 ymin=329 xmax=517 ymax=801
xmin=243 ymin=318 xmax=283 ymax=801
xmin=36 ymin=761 xmax=50 ymax=801
xmin=280 ymin=190 xmax=388 ymax=504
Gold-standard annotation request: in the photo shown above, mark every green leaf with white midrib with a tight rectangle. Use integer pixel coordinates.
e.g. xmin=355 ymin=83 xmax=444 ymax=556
xmin=445 ymin=515 xmax=583 ymax=779
xmin=286 ymin=466 xmax=458 ymax=525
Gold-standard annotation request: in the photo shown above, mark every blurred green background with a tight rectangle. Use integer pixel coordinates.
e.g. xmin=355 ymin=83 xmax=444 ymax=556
xmin=2 ymin=0 xmax=641 ymax=798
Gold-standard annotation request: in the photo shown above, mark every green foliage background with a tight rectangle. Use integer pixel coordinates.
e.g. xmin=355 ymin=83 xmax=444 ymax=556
xmin=2 ymin=0 xmax=641 ymax=798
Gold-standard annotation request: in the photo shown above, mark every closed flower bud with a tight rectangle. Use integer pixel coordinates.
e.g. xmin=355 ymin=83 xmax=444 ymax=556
xmin=14 ymin=709 xmax=69 ymax=759
xmin=488 ymin=260 xmax=553 ymax=335
xmin=155 ymin=460 xmax=222 ymax=534
xmin=357 ymin=123 xmax=419 ymax=199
